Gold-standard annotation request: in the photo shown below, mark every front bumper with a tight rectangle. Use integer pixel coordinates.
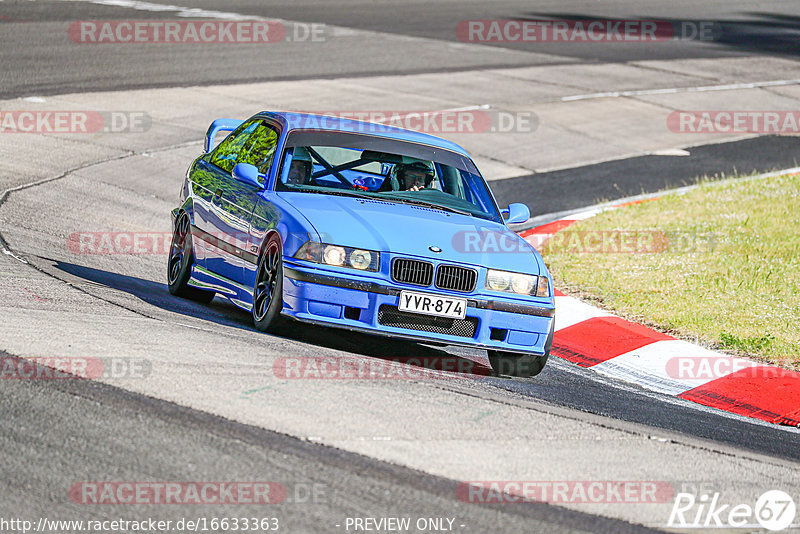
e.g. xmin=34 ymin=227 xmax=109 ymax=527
xmin=281 ymin=261 xmax=554 ymax=355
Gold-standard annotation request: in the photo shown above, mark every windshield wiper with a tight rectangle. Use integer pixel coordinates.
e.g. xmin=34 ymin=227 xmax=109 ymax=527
xmin=287 ymin=186 xmax=370 ymax=199
xmin=291 ymin=188 xmax=476 ymax=216
xmin=316 ymin=189 xmax=375 ymax=201
xmin=378 ymin=196 xmax=474 ymax=216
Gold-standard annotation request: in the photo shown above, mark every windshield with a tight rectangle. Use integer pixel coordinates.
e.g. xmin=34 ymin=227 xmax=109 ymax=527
xmin=275 ymin=130 xmax=502 ymax=223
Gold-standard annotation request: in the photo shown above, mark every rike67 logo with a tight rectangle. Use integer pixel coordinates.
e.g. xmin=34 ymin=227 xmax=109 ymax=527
xmin=668 ymin=490 xmax=797 ymax=531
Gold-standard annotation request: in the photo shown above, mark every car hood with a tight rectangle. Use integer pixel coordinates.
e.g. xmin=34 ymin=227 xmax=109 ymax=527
xmin=279 ymin=192 xmax=542 ymax=274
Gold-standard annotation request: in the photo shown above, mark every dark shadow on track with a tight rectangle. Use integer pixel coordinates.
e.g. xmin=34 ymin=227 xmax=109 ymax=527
xmin=52 ymin=259 xmax=257 ymax=331
xmin=50 ymin=260 xmax=494 ymax=379
xmin=35 ymin=260 xmax=800 ymax=461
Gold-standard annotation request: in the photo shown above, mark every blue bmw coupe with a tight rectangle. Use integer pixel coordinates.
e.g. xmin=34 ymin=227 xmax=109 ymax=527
xmin=169 ymin=112 xmax=555 ymax=377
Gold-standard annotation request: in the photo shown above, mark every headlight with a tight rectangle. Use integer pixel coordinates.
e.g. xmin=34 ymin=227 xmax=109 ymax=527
xmin=486 ymin=269 xmax=548 ymax=297
xmin=486 ymin=270 xmax=512 ymax=291
xmin=349 ymin=249 xmax=372 ymax=270
xmin=294 ymin=241 xmax=379 ymax=272
xmin=511 ymin=273 xmax=535 ymax=294
xmin=323 ymin=245 xmax=346 ymax=266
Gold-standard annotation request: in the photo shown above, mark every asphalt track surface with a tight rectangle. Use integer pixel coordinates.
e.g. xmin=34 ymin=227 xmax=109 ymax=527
xmin=2 ymin=1 xmax=800 ymax=532
xmin=0 ymin=351 xmax=655 ymax=533
xmin=2 ymin=0 xmax=800 ymax=98
xmin=19 ymin=255 xmax=800 ymax=462
xmin=493 ymin=135 xmax=800 ymax=214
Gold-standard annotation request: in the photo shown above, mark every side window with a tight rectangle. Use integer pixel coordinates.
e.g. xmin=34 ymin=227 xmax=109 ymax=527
xmin=238 ymin=123 xmax=280 ymax=177
xmin=209 ymin=120 xmax=259 ymax=174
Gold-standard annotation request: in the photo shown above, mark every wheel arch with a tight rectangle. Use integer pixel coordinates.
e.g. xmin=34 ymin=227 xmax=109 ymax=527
xmin=257 ymin=228 xmax=283 ymax=261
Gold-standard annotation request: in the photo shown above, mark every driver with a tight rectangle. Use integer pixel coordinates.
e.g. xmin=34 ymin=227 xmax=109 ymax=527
xmin=286 ymin=147 xmax=313 ymax=185
xmin=395 ymin=161 xmax=434 ymax=191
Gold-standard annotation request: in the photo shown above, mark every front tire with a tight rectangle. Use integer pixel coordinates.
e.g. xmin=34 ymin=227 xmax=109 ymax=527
xmin=488 ymin=318 xmax=555 ymax=378
xmin=167 ymin=213 xmax=215 ymax=303
xmin=252 ymin=234 xmax=285 ymax=332
xmin=488 ymin=351 xmax=548 ymax=378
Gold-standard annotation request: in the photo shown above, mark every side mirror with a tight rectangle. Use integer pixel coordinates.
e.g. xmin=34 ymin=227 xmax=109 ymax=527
xmin=232 ymin=163 xmax=263 ymax=189
xmin=502 ymin=203 xmax=530 ymax=224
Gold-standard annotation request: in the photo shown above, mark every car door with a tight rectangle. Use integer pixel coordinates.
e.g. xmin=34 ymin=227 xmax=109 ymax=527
xmin=192 ymin=119 xmax=280 ymax=290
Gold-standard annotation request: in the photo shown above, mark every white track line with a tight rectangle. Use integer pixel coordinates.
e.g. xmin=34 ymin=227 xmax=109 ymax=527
xmin=593 ymin=340 xmax=759 ymax=396
xmin=553 ymin=296 xmax=611 ymax=331
xmin=561 ymin=79 xmax=800 ymax=102
xmin=78 ymin=0 xmax=258 ymax=20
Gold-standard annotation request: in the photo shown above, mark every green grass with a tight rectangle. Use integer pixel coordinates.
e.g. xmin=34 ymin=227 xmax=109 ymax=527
xmin=542 ymin=172 xmax=800 ymax=370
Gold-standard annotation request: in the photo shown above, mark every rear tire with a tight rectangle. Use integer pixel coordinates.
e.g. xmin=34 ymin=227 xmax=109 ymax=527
xmin=252 ymin=234 xmax=285 ymax=333
xmin=167 ymin=212 xmax=215 ymax=303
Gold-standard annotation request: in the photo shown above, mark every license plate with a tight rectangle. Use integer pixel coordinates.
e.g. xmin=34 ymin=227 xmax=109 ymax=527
xmin=398 ymin=291 xmax=467 ymax=319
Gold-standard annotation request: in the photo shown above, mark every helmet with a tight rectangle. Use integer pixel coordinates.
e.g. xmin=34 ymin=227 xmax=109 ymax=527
xmin=395 ymin=161 xmax=434 ymax=190
xmin=292 ymin=146 xmax=312 ymax=162
xmin=287 ymin=146 xmax=312 ymax=184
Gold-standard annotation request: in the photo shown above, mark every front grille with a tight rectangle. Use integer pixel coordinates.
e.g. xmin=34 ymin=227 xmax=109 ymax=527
xmin=391 ymin=258 xmax=434 ymax=286
xmin=435 ymin=264 xmax=477 ymax=292
xmin=377 ymin=305 xmax=478 ymax=338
